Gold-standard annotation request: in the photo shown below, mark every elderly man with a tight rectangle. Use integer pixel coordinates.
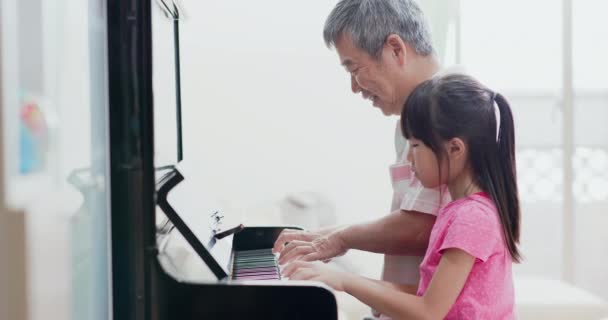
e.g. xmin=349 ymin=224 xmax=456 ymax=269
xmin=273 ymin=0 xmax=451 ymax=317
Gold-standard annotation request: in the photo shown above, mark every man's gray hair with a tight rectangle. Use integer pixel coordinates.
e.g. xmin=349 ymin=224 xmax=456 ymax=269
xmin=323 ymin=0 xmax=434 ymax=58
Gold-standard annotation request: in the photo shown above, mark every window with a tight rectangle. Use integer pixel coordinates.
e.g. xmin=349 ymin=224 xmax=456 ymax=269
xmin=457 ymin=0 xmax=608 ymax=300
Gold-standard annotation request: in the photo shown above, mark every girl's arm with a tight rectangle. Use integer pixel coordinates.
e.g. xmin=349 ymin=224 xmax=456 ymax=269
xmin=367 ymin=279 xmax=418 ymax=295
xmin=284 ymin=248 xmax=474 ymax=320
xmin=345 ymin=248 xmax=474 ymax=319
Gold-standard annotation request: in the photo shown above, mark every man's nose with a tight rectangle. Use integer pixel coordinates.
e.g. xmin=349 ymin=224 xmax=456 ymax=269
xmin=351 ymin=75 xmax=361 ymax=94
xmin=406 ymin=147 xmax=413 ymax=163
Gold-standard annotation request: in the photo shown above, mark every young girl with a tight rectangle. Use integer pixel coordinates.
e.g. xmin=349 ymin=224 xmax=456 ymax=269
xmin=282 ymin=74 xmax=521 ymax=319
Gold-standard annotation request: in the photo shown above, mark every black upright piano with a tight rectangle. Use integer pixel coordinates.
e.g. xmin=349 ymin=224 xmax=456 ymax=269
xmin=149 ymin=167 xmax=338 ymax=319
xmin=107 ymin=0 xmax=338 ymax=317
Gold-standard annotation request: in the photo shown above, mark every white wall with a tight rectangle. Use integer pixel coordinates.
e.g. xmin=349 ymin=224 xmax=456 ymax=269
xmin=154 ymin=1 xmax=398 ymax=225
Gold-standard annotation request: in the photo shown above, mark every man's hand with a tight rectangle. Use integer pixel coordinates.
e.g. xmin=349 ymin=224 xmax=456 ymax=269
xmin=273 ymin=209 xmax=435 ymax=265
xmin=272 ymin=228 xmax=348 ymax=265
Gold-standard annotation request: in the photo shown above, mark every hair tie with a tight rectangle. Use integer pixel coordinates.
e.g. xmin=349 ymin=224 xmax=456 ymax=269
xmin=492 ymin=92 xmax=500 ymax=143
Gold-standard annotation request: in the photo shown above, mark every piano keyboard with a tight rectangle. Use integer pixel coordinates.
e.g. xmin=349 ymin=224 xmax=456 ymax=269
xmin=232 ymin=248 xmax=281 ymax=280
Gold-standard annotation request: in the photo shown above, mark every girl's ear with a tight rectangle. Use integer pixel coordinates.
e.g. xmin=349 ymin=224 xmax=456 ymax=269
xmin=446 ymin=138 xmax=466 ymax=161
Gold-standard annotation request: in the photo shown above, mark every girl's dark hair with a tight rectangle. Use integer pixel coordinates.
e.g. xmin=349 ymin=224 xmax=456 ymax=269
xmin=402 ymin=74 xmax=521 ymax=262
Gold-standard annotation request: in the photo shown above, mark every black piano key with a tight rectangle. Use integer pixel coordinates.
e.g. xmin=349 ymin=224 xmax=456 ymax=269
xmin=234 ymin=261 xmax=277 ymax=268
xmin=231 ymin=248 xmax=281 ymax=280
xmin=233 ymin=264 xmax=278 ymax=271
xmin=234 ymin=274 xmax=280 ymax=280
xmin=233 ymin=268 xmax=278 ymax=275
xmin=235 ymin=248 xmax=274 ymax=255
xmin=234 ymin=272 xmax=279 ymax=278
xmin=235 ymin=254 xmax=275 ymax=259
xmin=234 ymin=267 xmax=278 ymax=275
xmin=232 ymin=265 xmax=280 ymax=279
xmin=234 ymin=257 xmax=276 ymax=263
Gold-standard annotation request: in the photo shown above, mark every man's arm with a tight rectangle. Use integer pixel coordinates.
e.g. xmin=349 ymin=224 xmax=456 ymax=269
xmin=338 ymin=209 xmax=435 ymax=256
xmin=274 ymin=209 xmax=435 ymax=264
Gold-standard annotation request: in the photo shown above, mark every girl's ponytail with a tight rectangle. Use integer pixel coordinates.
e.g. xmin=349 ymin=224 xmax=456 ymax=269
xmin=486 ymin=93 xmax=521 ymax=262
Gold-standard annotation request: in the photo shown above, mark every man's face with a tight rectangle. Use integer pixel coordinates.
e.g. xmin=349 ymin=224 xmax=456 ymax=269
xmin=335 ymin=34 xmax=403 ymax=116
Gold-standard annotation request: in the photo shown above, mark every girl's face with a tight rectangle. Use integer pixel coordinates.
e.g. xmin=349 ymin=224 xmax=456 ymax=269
xmin=407 ymin=138 xmax=448 ymax=188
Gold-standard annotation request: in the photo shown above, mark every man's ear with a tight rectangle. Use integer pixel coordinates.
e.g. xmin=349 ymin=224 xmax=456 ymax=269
xmin=385 ymin=34 xmax=407 ymax=66
xmin=446 ymin=138 xmax=466 ymax=161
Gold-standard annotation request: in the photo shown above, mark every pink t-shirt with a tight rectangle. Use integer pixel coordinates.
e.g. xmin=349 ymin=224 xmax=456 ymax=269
xmin=417 ymin=193 xmax=516 ymax=319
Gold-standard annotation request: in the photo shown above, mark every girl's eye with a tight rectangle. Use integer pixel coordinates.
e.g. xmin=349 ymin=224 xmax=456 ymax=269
xmin=411 ymin=143 xmax=419 ymax=148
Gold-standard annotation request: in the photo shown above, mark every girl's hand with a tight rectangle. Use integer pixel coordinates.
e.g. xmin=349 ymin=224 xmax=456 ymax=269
xmin=281 ymin=260 xmax=349 ymax=291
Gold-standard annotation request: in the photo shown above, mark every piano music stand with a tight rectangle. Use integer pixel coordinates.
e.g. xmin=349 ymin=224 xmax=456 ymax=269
xmin=156 ymin=167 xmax=229 ymax=280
